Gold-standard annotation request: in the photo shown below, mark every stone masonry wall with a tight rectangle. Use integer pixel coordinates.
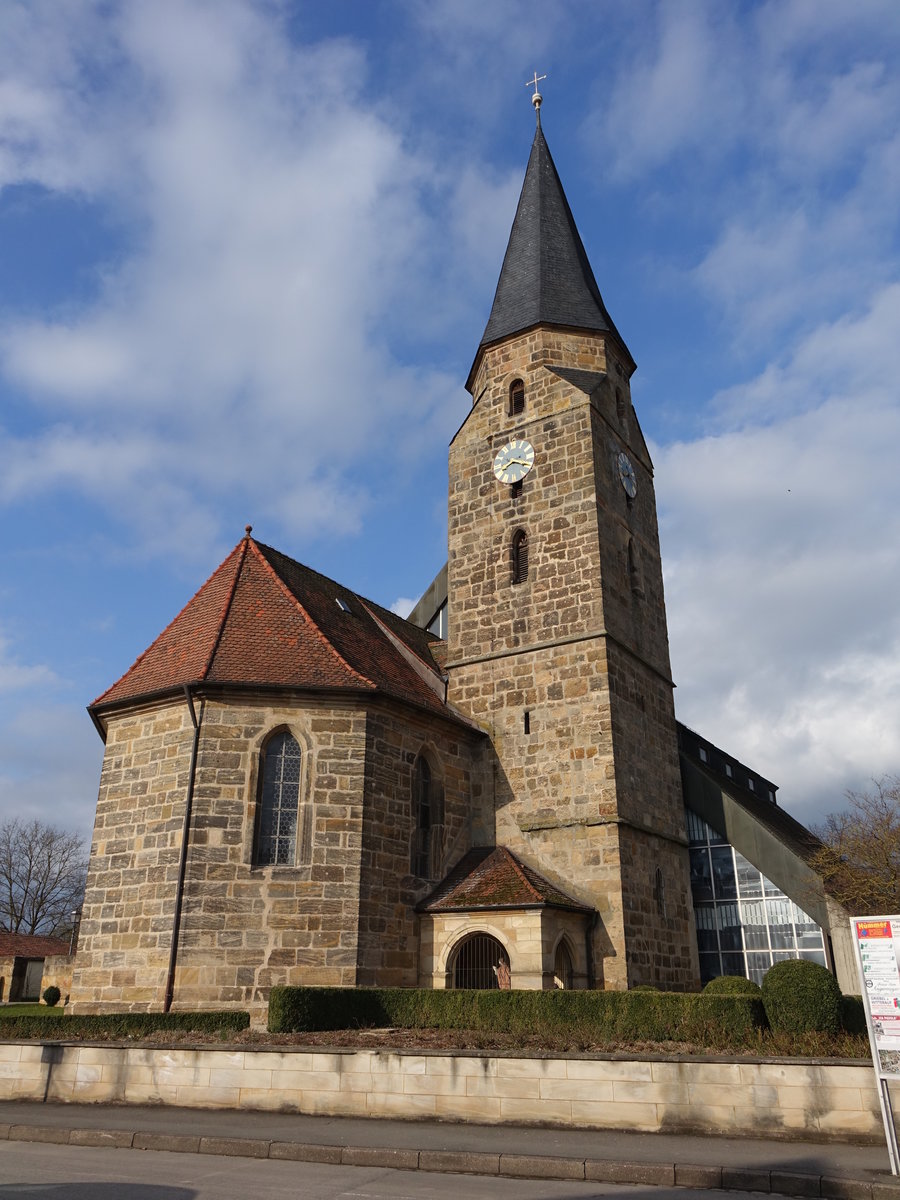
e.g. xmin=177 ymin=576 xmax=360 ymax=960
xmin=355 ymin=707 xmax=480 ymax=987
xmin=447 ymin=326 xmax=698 ymax=991
xmin=70 ymin=702 xmax=196 ymax=1011
xmin=172 ymin=697 xmax=367 ymax=1012
xmin=71 ymin=694 xmax=371 ymax=1016
xmin=0 ymin=1041 xmax=882 ymax=1141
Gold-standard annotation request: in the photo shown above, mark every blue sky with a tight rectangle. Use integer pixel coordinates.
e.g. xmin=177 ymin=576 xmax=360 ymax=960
xmin=1 ymin=0 xmax=899 ymax=841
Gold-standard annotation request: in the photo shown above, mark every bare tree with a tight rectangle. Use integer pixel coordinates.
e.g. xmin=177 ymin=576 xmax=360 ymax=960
xmin=0 ymin=818 xmax=88 ymax=936
xmin=811 ymin=777 xmax=900 ymax=913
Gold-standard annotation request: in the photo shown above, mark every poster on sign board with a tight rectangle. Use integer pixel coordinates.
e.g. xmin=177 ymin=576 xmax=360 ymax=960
xmin=852 ymin=916 xmax=900 ymax=1077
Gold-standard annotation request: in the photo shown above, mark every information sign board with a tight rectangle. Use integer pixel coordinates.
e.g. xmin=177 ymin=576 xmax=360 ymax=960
xmin=851 ymin=916 xmax=900 ymax=1173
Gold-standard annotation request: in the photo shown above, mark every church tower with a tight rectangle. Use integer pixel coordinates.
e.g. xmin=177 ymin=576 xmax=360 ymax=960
xmin=446 ymin=98 xmax=699 ymax=990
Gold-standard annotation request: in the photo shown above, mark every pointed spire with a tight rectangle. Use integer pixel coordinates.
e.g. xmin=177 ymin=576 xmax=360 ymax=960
xmin=469 ymin=117 xmax=633 ymax=388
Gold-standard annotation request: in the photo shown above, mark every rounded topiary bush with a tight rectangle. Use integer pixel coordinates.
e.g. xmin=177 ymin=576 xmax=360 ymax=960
xmin=42 ymin=985 xmax=61 ymax=1007
xmin=703 ymin=975 xmax=762 ymax=996
xmin=761 ymin=959 xmax=841 ymax=1034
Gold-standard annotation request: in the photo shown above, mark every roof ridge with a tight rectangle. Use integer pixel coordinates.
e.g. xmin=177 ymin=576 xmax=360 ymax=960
xmin=90 ymin=540 xmax=247 ymax=707
xmin=360 ymin=600 xmax=444 ymax=681
xmin=246 ymin=539 xmax=375 ymax=691
xmin=498 ymin=846 xmax=544 ymax=902
xmin=202 ymin=535 xmax=250 ymax=681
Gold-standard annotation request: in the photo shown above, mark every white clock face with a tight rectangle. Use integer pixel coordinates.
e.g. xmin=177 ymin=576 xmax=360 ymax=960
xmin=617 ymin=451 xmax=637 ymax=498
xmin=493 ymin=439 xmax=535 ymax=484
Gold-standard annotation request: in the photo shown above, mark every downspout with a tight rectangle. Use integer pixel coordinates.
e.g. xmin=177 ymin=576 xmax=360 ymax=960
xmin=585 ymin=911 xmax=598 ymax=990
xmin=164 ymin=683 xmax=203 ymax=1013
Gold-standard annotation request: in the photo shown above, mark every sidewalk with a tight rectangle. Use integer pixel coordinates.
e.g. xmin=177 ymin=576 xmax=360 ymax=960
xmin=0 ymin=1099 xmax=895 ymax=1197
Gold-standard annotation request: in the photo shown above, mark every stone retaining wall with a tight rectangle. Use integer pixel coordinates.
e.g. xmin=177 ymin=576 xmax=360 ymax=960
xmin=0 ymin=1042 xmax=882 ymax=1142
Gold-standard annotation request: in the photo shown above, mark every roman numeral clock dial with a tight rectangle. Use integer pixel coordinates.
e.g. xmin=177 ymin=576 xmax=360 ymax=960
xmin=493 ymin=439 xmax=535 ymax=484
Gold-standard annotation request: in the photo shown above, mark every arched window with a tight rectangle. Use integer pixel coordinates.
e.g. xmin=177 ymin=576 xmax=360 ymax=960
xmin=512 ymin=529 xmax=529 ymax=585
xmin=553 ymin=940 xmax=574 ymax=990
xmin=254 ymin=731 xmax=301 ymax=866
xmin=411 ymin=754 xmax=444 ymax=879
xmin=509 ymin=379 xmax=525 ymax=416
xmin=450 ymin=933 xmax=510 ymax=990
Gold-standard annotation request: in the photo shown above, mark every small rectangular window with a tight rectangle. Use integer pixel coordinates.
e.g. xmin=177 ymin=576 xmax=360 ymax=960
xmin=724 ymin=763 xmax=732 ymax=778
xmin=748 ymin=778 xmax=755 ymax=792
xmin=698 ymin=747 xmax=708 ymax=763
xmin=523 ymin=711 xmax=530 ymax=735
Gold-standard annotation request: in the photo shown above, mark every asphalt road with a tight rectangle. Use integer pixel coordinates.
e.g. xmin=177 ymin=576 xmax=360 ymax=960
xmin=0 ymin=1141 xmax=761 ymax=1200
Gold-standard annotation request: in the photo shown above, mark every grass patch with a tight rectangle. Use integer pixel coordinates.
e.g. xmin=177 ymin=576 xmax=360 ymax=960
xmin=0 ymin=1004 xmax=58 ymax=1018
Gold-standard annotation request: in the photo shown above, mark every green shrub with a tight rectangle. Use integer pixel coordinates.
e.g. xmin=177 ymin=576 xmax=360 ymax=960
xmin=268 ymin=986 xmax=767 ymax=1046
xmin=761 ymin=960 xmax=842 ymax=1034
xmin=42 ymin=986 xmax=61 ymax=1007
xmin=702 ymin=975 xmax=762 ymax=996
xmin=840 ymin=995 xmax=867 ymax=1036
xmin=0 ymin=1010 xmax=250 ymax=1040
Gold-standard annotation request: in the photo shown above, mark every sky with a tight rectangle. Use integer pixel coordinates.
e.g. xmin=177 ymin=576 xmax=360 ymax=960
xmin=1 ymin=0 xmax=899 ymax=843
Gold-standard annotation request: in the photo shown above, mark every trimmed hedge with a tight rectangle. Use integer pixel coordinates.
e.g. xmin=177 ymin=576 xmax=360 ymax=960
xmin=703 ymin=975 xmax=762 ymax=997
xmin=0 ymin=1010 xmax=250 ymax=1040
xmin=840 ymin=995 xmax=867 ymax=1036
xmin=762 ymin=960 xmax=842 ymax=1035
xmin=268 ymin=986 xmax=767 ymax=1045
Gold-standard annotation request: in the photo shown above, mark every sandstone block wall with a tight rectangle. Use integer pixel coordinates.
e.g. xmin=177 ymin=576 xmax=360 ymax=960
xmin=71 ymin=690 xmax=486 ymax=1014
xmin=420 ymin=907 xmax=589 ymax=990
xmin=0 ymin=1041 xmax=882 ymax=1141
xmin=447 ymin=325 xmax=699 ymax=991
xmin=356 ymin=707 xmax=480 ymax=986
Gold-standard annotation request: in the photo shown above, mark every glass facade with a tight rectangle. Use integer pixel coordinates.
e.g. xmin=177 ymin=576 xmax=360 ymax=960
xmin=686 ymin=808 xmax=828 ymax=985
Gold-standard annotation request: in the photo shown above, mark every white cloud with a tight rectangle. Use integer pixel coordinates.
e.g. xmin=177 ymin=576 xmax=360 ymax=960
xmin=0 ymin=0 xmax=464 ymax=559
xmin=658 ymin=283 xmax=900 ymax=823
xmin=390 ymin=596 xmax=416 ymax=619
xmin=0 ymin=632 xmax=58 ymax=692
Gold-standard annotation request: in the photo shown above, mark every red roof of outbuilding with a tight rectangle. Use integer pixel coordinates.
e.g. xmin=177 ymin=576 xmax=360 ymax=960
xmin=418 ymin=846 xmax=592 ymax=913
xmin=0 ymin=932 xmax=70 ymax=958
xmin=91 ymin=535 xmax=469 ymax=726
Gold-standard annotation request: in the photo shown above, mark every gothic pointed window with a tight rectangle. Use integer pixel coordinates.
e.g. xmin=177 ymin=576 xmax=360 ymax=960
xmin=512 ymin=529 xmax=529 ymax=585
xmin=411 ymin=754 xmax=444 ymax=879
xmin=509 ymin=379 xmax=525 ymax=416
xmin=254 ymin=731 xmax=301 ymax=866
xmin=553 ymin=939 xmax=574 ymax=989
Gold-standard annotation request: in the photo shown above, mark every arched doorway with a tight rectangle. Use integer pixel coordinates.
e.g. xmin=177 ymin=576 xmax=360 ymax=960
xmin=449 ymin=933 xmax=510 ymax=990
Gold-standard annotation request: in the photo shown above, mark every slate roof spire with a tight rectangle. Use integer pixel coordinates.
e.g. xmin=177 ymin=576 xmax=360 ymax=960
xmin=468 ymin=106 xmax=633 ymax=390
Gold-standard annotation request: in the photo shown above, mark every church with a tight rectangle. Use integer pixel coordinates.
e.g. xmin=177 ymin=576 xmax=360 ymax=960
xmin=70 ymin=98 xmax=857 ymax=1018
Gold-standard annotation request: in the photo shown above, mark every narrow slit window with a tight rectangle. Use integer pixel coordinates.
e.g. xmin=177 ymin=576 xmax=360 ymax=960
xmin=511 ymin=479 xmax=523 ymax=499
xmin=509 ymin=379 xmax=525 ymax=416
xmin=523 ymin=711 xmax=530 ymax=734
xmin=512 ymin=529 xmax=529 ymax=585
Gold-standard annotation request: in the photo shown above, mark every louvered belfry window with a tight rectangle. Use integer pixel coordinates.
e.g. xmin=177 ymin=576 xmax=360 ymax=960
xmin=512 ymin=529 xmax=529 ymax=585
xmin=412 ymin=754 xmax=444 ymax=879
xmin=451 ymin=934 xmax=511 ymax=990
xmin=509 ymin=379 xmax=525 ymax=416
xmin=255 ymin=731 xmax=301 ymax=866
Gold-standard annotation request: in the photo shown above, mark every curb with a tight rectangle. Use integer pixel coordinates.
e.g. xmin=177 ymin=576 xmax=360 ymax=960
xmin=2 ymin=1122 xmax=898 ymax=1197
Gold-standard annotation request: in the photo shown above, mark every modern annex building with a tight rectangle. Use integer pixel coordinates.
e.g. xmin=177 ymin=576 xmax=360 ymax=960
xmin=70 ymin=105 xmax=856 ymax=1016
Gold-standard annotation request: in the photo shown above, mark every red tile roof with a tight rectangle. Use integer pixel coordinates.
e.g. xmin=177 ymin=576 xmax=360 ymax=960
xmin=0 ymin=932 xmax=70 ymax=958
xmin=92 ymin=534 xmax=472 ymax=726
xmin=418 ymin=846 xmax=592 ymax=913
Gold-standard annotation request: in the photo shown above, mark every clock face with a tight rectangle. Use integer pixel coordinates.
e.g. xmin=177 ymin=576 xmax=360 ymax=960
xmin=493 ymin=439 xmax=535 ymax=484
xmin=617 ymin=451 xmax=637 ymax=498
